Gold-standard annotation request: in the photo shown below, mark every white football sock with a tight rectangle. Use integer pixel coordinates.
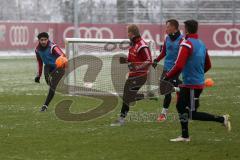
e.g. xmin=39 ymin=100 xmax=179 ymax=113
xmin=161 ymin=108 xmax=168 ymax=115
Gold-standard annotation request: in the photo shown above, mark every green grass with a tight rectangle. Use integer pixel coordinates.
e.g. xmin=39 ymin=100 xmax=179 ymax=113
xmin=0 ymin=56 xmax=240 ymax=160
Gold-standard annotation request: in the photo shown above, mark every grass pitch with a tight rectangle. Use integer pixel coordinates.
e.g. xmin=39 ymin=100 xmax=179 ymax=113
xmin=0 ymin=56 xmax=240 ymax=160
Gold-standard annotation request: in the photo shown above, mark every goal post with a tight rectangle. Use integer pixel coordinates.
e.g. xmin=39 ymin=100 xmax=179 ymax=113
xmin=64 ymin=38 xmax=158 ymax=96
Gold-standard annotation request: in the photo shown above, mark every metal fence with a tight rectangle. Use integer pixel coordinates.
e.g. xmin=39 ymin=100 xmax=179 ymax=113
xmin=0 ymin=0 xmax=239 ymax=24
xmin=0 ymin=0 xmax=239 ymax=55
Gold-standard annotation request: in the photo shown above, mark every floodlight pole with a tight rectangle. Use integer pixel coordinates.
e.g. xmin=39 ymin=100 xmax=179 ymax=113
xmin=74 ymin=0 xmax=79 ymax=38
xmin=232 ymin=0 xmax=236 ymax=24
xmin=196 ymin=0 xmax=199 ymax=20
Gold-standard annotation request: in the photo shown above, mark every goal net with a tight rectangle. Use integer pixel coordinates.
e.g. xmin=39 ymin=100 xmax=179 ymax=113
xmin=63 ymin=38 xmax=159 ymax=96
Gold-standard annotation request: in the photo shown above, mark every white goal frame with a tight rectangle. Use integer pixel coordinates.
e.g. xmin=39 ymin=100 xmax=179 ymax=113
xmin=64 ymin=38 xmax=157 ymax=96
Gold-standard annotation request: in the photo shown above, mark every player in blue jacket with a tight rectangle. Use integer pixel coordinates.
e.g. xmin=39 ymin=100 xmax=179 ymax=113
xmin=34 ymin=32 xmax=66 ymax=112
xmin=152 ymin=19 xmax=183 ymax=121
xmin=164 ymin=20 xmax=231 ymax=142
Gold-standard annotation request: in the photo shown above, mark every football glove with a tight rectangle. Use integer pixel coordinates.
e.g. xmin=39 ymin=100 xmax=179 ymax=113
xmin=119 ymin=56 xmax=128 ymax=64
xmin=34 ymin=76 xmax=40 ymax=83
xmin=152 ymin=59 xmax=158 ymax=68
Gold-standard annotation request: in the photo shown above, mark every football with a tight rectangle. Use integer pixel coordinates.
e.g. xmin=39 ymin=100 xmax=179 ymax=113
xmin=55 ymin=56 xmax=68 ymax=68
xmin=205 ymin=78 xmax=214 ymax=87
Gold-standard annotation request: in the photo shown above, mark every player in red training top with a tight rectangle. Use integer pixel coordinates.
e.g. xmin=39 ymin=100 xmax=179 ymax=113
xmin=111 ymin=24 xmax=152 ymax=126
